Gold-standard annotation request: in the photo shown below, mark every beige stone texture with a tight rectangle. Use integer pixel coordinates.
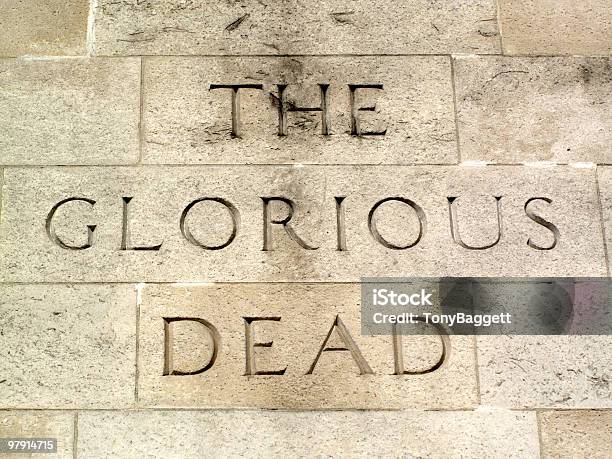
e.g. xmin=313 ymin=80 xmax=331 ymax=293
xmin=138 ymin=284 xmax=476 ymax=409
xmin=539 ymin=410 xmax=612 ymax=458
xmin=0 ymin=166 xmax=605 ymax=282
xmin=0 ymin=284 xmax=136 ymax=409
xmin=499 ymin=0 xmax=612 ymax=56
xmin=0 ymin=0 xmax=88 ymax=56
xmin=0 ymin=411 xmax=74 ymax=458
xmin=143 ymin=57 xmax=457 ymax=165
xmin=478 ymin=336 xmax=612 ymax=409
xmin=77 ymin=410 xmax=539 ymax=458
xmin=455 ymin=56 xmax=612 ymax=164
xmin=93 ymin=0 xmax=500 ymax=56
xmin=599 ymin=167 xmax=612 ymax=268
xmin=0 ymin=58 xmax=140 ymax=165
xmin=0 ymin=168 xmax=3 ymax=229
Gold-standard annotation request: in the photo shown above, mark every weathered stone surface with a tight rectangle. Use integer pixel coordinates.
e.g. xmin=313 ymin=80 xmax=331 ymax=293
xmin=499 ymin=0 xmax=612 ymax=56
xmin=0 ymin=58 xmax=140 ymax=165
xmin=78 ymin=410 xmax=539 ymax=458
xmin=539 ymin=410 xmax=612 ymax=458
xmin=0 ymin=412 xmax=73 ymax=458
xmin=0 ymin=166 xmax=605 ymax=282
xmin=94 ymin=0 xmax=500 ymax=56
xmin=143 ymin=57 xmax=457 ymax=165
xmin=0 ymin=168 xmax=3 ymax=226
xmin=455 ymin=56 xmax=612 ymax=164
xmin=0 ymin=0 xmax=88 ymax=56
xmin=599 ymin=167 xmax=612 ymax=268
xmin=0 ymin=284 xmax=136 ymax=408
xmin=138 ymin=284 xmax=476 ymax=409
xmin=478 ymin=336 xmax=612 ymax=408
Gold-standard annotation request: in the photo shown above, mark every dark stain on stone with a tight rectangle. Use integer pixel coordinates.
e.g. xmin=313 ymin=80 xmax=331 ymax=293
xmin=225 ymin=13 xmax=250 ymax=32
xmin=263 ymin=42 xmax=280 ymax=52
xmin=489 ymin=70 xmax=529 ymax=81
xmin=579 ymin=65 xmax=592 ymax=83
xmin=577 ymin=59 xmax=612 ymax=86
xmin=478 ymin=29 xmax=497 ymax=37
xmin=330 ymin=11 xmax=355 ymax=24
xmin=161 ymin=26 xmax=195 ymax=34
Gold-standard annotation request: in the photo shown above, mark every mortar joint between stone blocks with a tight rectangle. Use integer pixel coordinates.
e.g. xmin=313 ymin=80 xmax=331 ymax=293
xmin=494 ymin=0 xmax=505 ymax=55
xmin=138 ymin=57 xmax=145 ymax=166
xmin=449 ymin=57 xmax=462 ymax=165
xmin=595 ymin=168 xmax=611 ymax=277
xmin=86 ymin=0 xmax=98 ymax=57
xmin=535 ymin=410 xmax=545 ymax=459
xmin=135 ymin=283 xmax=145 ymax=404
xmin=73 ymin=411 xmax=78 ymax=459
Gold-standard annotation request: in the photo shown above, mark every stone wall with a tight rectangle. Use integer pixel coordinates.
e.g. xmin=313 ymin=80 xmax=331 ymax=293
xmin=0 ymin=1 xmax=610 ymax=457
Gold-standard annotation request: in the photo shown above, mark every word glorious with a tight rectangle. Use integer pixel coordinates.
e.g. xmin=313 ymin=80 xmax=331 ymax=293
xmin=45 ymin=195 xmax=560 ymax=252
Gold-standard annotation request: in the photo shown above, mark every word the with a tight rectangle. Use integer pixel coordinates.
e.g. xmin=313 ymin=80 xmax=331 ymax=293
xmin=210 ymin=83 xmax=387 ymax=137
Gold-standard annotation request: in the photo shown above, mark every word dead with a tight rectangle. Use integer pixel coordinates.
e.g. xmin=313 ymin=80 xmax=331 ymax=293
xmin=163 ymin=315 xmax=449 ymax=377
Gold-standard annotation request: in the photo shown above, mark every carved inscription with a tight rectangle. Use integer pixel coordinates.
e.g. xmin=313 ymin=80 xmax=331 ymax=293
xmin=209 ymin=83 xmax=387 ymax=138
xmin=243 ymin=317 xmax=287 ymax=376
xmin=209 ymin=84 xmax=264 ymax=138
xmin=163 ymin=317 xmax=220 ymax=376
xmin=141 ymin=57 xmax=459 ymax=164
xmin=137 ymin=284 xmax=478 ymax=408
xmin=162 ymin=314 xmax=450 ymax=377
xmin=46 ymin=195 xmax=560 ymax=252
xmin=4 ymin=167 xmax=597 ymax=282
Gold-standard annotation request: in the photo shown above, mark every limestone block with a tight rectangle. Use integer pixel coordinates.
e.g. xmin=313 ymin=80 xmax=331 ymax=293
xmin=499 ymin=0 xmax=612 ymax=56
xmin=539 ymin=410 xmax=612 ymax=458
xmin=77 ymin=410 xmax=539 ymax=458
xmin=143 ymin=56 xmax=457 ymax=165
xmin=0 ymin=0 xmax=88 ymax=56
xmin=0 ymin=166 xmax=605 ymax=282
xmin=455 ymin=56 xmax=612 ymax=164
xmin=0 ymin=58 xmax=140 ymax=165
xmin=137 ymin=283 xmax=477 ymax=409
xmin=0 ymin=284 xmax=136 ymax=408
xmin=478 ymin=336 xmax=611 ymax=408
xmin=93 ymin=0 xmax=500 ymax=55
xmin=0 ymin=412 xmax=73 ymax=459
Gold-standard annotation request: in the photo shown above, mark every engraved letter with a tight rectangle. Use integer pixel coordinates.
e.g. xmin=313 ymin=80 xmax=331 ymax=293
xmin=349 ymin=84 xmax=387 ymax=136
xmin=307 ymin=315 xmax=373 ymax=375
xmin=335 ymin=196 xmax=347 ymax=251
xmin=244 ymin=317 xmax=287 ymax=376
xmin=277 ymin=84 xmax=330 ymax=136
xmin=180 ymin=197 xmax=240 ymax=250
xmin=448 ymin=196 xmax=502 ymax=250
xmin=261 ymin=197 xmax=319 ymax=251
xmin=392 ymin=319 xmax=450 ymax=375
xmin=209 ymin=84 xmax=264 ymax=138
xmin=45 ymin=197 xmax=96 ymax=250
xmin=163 ymin=317 xmax=220 ymax=376
xmin=368 ymin=197 xmax=426 ymax=249
xmin=525 ymin=197 xmax=560 ymax=250
xmin=121 ymin=197 xmax=163 ymax=251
